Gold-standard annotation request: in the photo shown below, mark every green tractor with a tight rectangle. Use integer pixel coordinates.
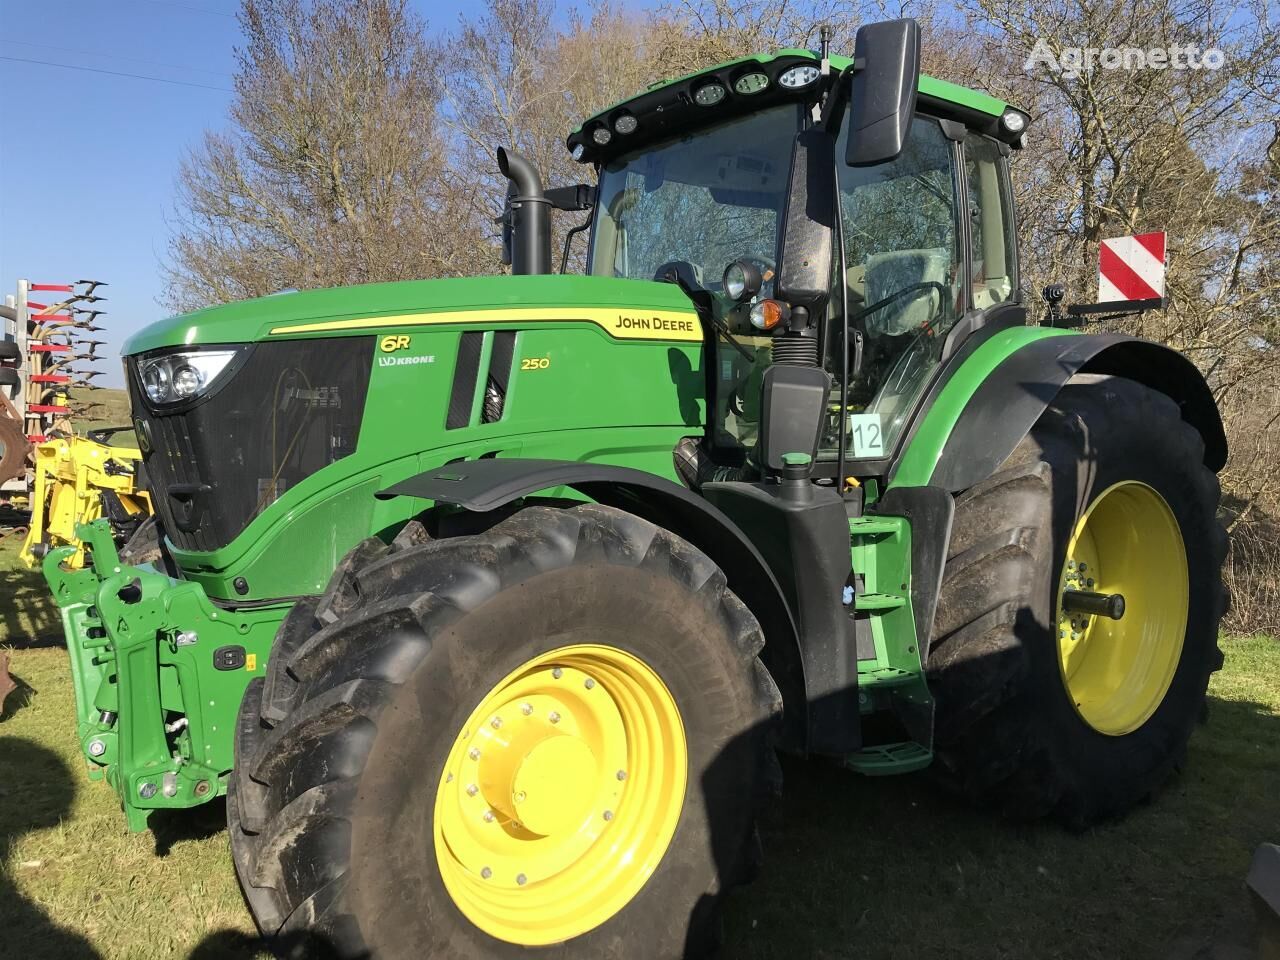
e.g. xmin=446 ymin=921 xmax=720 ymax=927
xmin=44 ymin=18 xmax=1227 ymax=958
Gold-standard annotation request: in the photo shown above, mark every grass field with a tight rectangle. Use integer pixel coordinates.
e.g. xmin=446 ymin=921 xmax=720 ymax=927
xmin=1 ymin=532 xmax=1276 ymax=959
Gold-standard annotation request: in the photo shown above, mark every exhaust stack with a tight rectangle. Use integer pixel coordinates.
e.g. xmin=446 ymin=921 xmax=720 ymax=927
xmin=496 ymin=148 xmax=551 ymax=276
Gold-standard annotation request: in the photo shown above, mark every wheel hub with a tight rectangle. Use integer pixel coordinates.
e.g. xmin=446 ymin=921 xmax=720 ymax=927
xmin=1055 ymin=481 xmax=1188 ymax=735
xmin=434 ymin=645 xmax=687 ymax=945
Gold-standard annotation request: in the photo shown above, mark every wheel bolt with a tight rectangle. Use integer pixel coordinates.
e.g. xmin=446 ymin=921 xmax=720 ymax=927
xmin=483 ymin=811 xmax=495 ymax=823
xmin=481 ymin=867 xmax=492 ymax=879
xmin=520 ymin=702 xmax=533 ymax=716
xmin=603 ymin=810 xmax=614 ymax=821
xmin=552 ymin=668 xmax=563 ymax=679
xmin=1079 ymin=563 xmax=1087 ymax=572
xmin=548 ymin=711 xmax=561 ymax=724
xmin=584 ymin=678 xmax=596 ymax=690
xmin=616 ymin=770 xmax=627 ymax=781
xmin=515 ymin=791 xmax=526 ymax=803
xmin=469 ymin=748 xmax=481 ymax=760
xmin=516 ymin=873 xmax=527 ymax=885
xmin=466 ymin=783 xmax=479 ymax=797
xmin=490 ymin=717 xmax=502 ymax=729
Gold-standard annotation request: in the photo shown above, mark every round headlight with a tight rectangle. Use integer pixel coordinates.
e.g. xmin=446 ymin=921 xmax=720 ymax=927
xmin=171 ymin=364 xmax=203 ymax=398
xmin=733 ymin=72 xmax=769 ymax=95
xmin=722 ymin=259 xmax=762 ymax=303
xmin=591 ymin=126 xmax=612 ymax=146
xmin=778 ymin=65 xmax=820 ymax=89
xmin=725 ymin=265 xmax=747 ymax=300
xmin=613 ymin=113 xmax=638 ymax=135
xmin=693 ymin=82 xmax=726 ymax=106
xmin=142 ymin=363 xmax=170 ymax=403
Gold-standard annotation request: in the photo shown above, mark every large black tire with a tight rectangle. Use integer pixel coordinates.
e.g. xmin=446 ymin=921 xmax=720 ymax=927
xmin=228 ymin=503 xmax=781 ymax=959
xmin=926 ymin=374 xmax=1227 ymax=826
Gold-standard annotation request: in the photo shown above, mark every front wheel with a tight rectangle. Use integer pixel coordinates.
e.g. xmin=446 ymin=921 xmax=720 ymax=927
xmin=926 ymin=374 xmax=1227 ymax=825
xmin=228 ymin=503 xmax=780 ymax=958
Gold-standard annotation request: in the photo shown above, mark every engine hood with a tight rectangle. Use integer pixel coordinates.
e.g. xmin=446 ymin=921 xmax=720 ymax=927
xmin=122 ymin=274 xmax=699 ymax=357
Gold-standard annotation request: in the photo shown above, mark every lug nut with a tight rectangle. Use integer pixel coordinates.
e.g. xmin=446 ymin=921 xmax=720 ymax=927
xmin=603 ymin=810 xmax=614 ymax=821
xmin=466 ymin=783 xmax=479 ymax=797
xmin=87 ymin=739 xmax=106 ymax=757
xmin=483 ymin=811 xmax=495 ymax=823
xmin=548 ymin=711 xmax=561 ymax=724
xmin=552 ymin=668 xmax=563 ymax=679
xmin=584 ymin=678 xmax=596 ymax=690
xmin=490 ymin=717 xmax=502 ymax=729
xmin=469 ymin=748 xmax=481 ymax=760
xmin=616 ymin=770 xmax=627 ymax=781
xmin=520 ymin=702 xmax=533 ymax=716
xmin=138 ymin=782 xmax=157 ymax=799
xmin=481 ymin=867 xmax=492 ymax=879
xmin=516 ymin=873 xmax=527 ymax=885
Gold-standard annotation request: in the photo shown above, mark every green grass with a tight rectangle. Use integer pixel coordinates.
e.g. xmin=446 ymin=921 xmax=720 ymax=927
xmin=1 ymin=530 xmax=1276 ymax=958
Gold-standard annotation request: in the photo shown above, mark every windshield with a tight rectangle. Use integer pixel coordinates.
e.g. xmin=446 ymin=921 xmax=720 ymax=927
xmin=589 ymin=105 xmax=801 ymax=296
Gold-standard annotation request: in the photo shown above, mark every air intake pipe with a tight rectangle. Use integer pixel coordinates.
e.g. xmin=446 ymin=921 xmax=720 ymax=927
xmin=496 ymin=148 xmax=551 ymax=276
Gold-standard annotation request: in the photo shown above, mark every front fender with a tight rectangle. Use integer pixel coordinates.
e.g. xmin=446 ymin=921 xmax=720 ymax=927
xmin=378 ymin=459 xmax=812 ymax=751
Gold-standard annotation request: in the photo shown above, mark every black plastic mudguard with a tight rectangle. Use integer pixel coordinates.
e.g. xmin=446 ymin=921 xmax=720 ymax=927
xmin=929 ymin=333 xmax=1226 ymax=493
xmin=378 ymin=459 xmax=812 ymax=751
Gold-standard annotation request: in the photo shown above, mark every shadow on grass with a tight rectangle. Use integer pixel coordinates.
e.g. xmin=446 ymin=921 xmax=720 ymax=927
xmin=718 ymin=692 xmax=1280 ymax=960
xmin=0 ymin=736 xmax=103 ymax=960
xmin=0 ymin=547 xmax=63 ymax=647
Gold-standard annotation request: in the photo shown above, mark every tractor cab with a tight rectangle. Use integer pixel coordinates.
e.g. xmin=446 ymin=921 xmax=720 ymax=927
xmin=517 ymin=19 xmax=1030 ymax=486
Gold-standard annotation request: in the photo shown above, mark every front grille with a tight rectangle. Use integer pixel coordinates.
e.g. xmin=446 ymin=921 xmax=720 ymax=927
xmin=131 ymin=337 xmax=374 ymax=553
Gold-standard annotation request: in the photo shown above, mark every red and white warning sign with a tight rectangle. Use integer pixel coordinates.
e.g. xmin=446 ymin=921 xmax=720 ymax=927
xmin=1098 ymin=231 xmax=1166 ymax=303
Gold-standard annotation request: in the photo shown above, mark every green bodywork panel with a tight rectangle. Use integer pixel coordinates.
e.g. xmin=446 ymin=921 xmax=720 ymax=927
xmin=571 ymin=48 xmax=1012 ymax=136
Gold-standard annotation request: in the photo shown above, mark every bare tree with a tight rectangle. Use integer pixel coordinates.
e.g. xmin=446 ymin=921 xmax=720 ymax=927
xmin=163 ymin=0 xmax=485 ymax=310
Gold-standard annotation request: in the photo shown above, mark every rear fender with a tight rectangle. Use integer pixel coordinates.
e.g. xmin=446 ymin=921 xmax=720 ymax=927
xmin=920 ymin=333 xmax=1226 ymax=493
xmin=378 ymin=460 xmax=811 ymax=751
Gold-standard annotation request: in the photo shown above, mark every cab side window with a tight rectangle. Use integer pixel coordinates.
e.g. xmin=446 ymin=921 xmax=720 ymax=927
xmin=963 ymin=133 xmax=1018 ymax=307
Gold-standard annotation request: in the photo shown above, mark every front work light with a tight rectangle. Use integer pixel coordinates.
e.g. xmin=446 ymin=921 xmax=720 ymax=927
xmin=613 ymin=113 xmax=638 ymax=134
xmin=723 ymin=259 xmax=763 ymax=302
xmin=733 ymin=72 xmax=769 ymax=95
xmin=137 ymin=349 xmax=240 ymax=406
xmin=778 ymin=64 xmax=820 ymax=89
xmin=592 ymin=126 xmax=613 ymax=146
xmin=694 ymin=82 xmax=727 ymax=106
xmin=1000 ymin=108 xmax=1028 ymax=133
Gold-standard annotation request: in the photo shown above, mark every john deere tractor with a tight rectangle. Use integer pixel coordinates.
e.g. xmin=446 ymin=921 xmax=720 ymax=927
xmin=44 ymin=19 xmax=1227 ymax=958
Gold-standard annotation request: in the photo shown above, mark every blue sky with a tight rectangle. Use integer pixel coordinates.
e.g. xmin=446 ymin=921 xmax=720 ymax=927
xmin=0 ymin=0 xmax=592 ymax=386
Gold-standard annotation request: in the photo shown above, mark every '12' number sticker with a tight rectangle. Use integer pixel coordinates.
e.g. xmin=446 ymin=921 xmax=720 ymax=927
xmin=848 ymin=413 xmax=884 ymax=458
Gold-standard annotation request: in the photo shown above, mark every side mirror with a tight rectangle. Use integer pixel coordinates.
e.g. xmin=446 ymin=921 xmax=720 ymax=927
xmin=774 ymin=128 xmax=836 ymax=311
xmin=845 ymin=18 xmax=921 ymax=167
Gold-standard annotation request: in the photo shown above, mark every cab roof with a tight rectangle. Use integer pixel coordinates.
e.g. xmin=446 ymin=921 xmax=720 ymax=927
xmin=567 ymin=48 xmax=1026 ymax=166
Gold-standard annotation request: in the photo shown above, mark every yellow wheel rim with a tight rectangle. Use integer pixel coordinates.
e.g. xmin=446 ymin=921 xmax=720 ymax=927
xmin=433 ymin=644 xmax=687 ymax=946
xmin=1056 ymin=481 xmax=1188 ymax=735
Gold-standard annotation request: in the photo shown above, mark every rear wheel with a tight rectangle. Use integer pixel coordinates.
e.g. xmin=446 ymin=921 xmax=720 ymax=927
xmin=926 ymin=375 xmax=1226 ymax=824
xmin=228 ymin=503 xmax=780 ymax=958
